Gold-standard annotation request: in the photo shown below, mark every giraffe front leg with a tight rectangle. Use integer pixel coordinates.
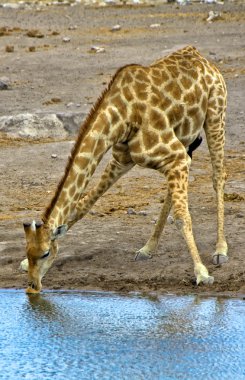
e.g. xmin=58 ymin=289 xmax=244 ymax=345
xmin=167 ymin=163 xmax=214 ymax=285
xmin=135 ymin=191 xmax=172 ymax=261
xmin=68 ymin=158 xmax=134 ymax=227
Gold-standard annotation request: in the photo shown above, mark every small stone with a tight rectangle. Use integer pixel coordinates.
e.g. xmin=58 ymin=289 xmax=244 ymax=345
xmin=51 ymin=154 xmax=57 ymax=158
xmin=206 ymin=11 xmax=220 ymax=22
xmin=138 ymin=210 xmax=148 ymax=216
xmin=66 ymin=102 xmax=74 ymax=108
xmin=63 ymin=36 xmax=71 ymax=43
xmin=28 ymin=46 xmax=36 ymax=52
xmin=176 ymin=0 xmax=190 ymax=4
xmin=127 ymin=208 xmax=137 ymax=215
xmin=2 ymin=3 xmax=21 ymax=9
xmin=110 ymin=24 xmax=121 ymax=32
xmin=90 ymin=46 xmax=105 ymax=53
xmin=0 ymin=80 xmax=8 ymax=90
xmin=150 ymin=23 xmax=161 ymax=29
xmin=68 ymin=25 xmax=78 ymax=30
xmin=167 ymin=215 xmax=174 ymax=224
xmin=0 ymin=76 xmax=10 ymax=84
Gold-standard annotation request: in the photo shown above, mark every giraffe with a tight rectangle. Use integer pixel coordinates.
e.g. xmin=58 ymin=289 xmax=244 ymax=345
xmin=22 ymin=46 xmax=228 ymax=293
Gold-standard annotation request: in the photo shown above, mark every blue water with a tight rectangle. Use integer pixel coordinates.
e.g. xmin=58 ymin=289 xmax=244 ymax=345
xmin=0 ymin=290 xmax=244 ymax=380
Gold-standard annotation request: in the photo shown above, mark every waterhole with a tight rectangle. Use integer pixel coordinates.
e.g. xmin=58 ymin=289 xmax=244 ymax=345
xmin=0 ymin=290 xmax=244 ymax=380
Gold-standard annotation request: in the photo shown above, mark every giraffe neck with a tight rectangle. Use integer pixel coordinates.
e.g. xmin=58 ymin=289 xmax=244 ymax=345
xmin=43 ymin=106 xmax=128 ymax=230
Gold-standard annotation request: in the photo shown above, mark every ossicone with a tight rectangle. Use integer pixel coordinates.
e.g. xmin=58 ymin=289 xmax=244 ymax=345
xmin=23 ymin=220 xmax=43 ymax=232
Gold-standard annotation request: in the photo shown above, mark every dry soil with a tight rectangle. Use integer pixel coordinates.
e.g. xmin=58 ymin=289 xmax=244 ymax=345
xmin=0 ymin=0 xmax=244 ymax=296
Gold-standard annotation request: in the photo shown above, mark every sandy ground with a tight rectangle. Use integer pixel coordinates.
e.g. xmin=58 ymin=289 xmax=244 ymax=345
xmin=0 ymin=1 xmax=244 ymax=296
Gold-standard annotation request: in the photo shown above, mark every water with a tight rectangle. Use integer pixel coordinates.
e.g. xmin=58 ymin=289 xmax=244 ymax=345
xmin=0 ymin=290 xmax=244 ymax=380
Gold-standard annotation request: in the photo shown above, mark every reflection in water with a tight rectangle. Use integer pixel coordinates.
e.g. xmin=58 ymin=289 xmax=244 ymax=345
xmin=0 ymin=290 xmax=244 ymax=380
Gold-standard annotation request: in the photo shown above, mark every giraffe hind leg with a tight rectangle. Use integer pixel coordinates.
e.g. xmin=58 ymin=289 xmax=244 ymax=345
xmin=135 ymin=190 xmax=172 ymax=260
xmin=204 ymin=102 xmax=228 ymax=265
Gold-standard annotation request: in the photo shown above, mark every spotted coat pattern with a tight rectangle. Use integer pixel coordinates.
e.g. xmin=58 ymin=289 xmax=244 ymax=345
xmin=23 ymin=46 xmax=228 ymax=293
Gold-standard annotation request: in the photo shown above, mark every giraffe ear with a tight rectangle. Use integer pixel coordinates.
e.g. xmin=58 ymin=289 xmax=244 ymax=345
xmin=51 ymin=224 xmax=68 ymax=240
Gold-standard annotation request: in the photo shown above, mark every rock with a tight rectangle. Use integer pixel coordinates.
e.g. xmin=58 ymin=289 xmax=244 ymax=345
xmin=2 ymin=3 xmax=22 ymax=9
xmin=207 ymin=11 xmax=220 ymax=22
xmin=138 ymin=210 xmax=148 ymax=216
xmin=150 ymin=24 xmax=161 ymax=29
xmin=51 ymin=154 xmax=57 ymax=158
xmin=176 ymin=0 xmax=190 ymax=4
xmin=56 ymin=112 xmax=86 ymax=135
xmin=63 ymin=36 xmax=71 ymax=43
xmin=167 ymin=215 xmax=174 ymax=224
xmin=0 ymin=113 xmax=68 ymax=139
xmin=0 ymin=80 xmax=8 ymax=90
xmin=90 ymin=46 xmax=105 ymax=53
xmin=0 ymin=76 xmax=10 ymax=84
xmin=127 ymin=208 xmax=137 ymax=215
xmin=110 ymin=24 xmax=121 ymax=32
xmin=66 ymin=102 xmax=75 ymax=108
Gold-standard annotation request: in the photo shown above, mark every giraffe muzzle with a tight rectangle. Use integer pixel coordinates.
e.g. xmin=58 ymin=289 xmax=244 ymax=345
xmin=26 ymin=280 xmax=42 ymax=294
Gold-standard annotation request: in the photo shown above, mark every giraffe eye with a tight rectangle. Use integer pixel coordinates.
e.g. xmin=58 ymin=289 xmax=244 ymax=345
xmin=41 ymin=251 xmax=50 ymax=259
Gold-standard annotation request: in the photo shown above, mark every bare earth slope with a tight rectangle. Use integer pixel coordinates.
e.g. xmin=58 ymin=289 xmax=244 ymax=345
xmin=0 ymin=1 xmax=244 ymax=295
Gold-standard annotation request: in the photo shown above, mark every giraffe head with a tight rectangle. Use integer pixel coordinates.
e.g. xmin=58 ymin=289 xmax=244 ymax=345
xmin=23 ymin=221 xmax=67 ymax=293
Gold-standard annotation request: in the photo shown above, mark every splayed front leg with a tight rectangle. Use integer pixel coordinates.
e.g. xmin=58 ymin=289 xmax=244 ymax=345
xmin=195 ymin=263 xmax=214 ymax=285
xmin=68 ymin=157 xmax=134 ymax=228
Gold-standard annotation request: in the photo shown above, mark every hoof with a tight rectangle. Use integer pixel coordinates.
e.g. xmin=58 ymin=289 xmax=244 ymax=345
xmin=135 ymin=250 xmax=152 ymax=261
xmin=196 ymin=274 xmax=214 ymax=286
xmin=201 ymin=275 xmax=214 ymax=285
xmin=213 ymin=254 xmax=228 ymax=265
xmin=195 ymin=263 xmax=214 ymax=285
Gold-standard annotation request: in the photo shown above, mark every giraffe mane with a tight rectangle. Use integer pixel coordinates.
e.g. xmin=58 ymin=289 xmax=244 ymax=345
xmin=42 ymin=63 xmax=140 ymax=224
